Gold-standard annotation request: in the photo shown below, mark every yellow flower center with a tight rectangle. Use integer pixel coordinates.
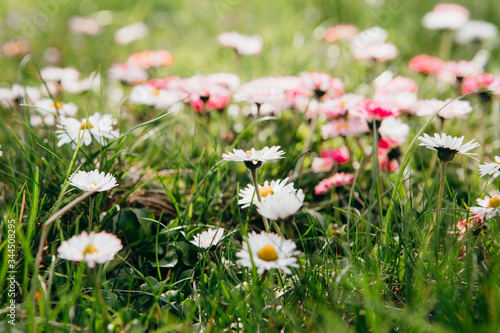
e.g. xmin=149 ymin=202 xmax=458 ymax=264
xmin=88 ymin=182 xmax=99 ymax=187
xmin=259 ymin=185 xmax=274 ymax=198
xmin=257 ymin=244 xmax=278 ymax=262
xmin=52 ymin=101 xmax=63 ymax=109
xmin=152 ymin=89 xmax=160 ymax=97
xmin=82 ymin=244 xmax=98 ymax=256
xmin=336 ymin=123 xmax=348 ymax=131
xmin=488 ymin=197 xmax=500 ymax=208
xmin=339 ymin=101 xmax=346 ymax=107
xmin=80 ymin=121 xmax=94 ymax=130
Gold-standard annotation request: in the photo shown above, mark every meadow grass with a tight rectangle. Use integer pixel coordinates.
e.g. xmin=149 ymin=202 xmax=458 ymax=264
xmin=1 ymin=0 xmax=500 ymax=332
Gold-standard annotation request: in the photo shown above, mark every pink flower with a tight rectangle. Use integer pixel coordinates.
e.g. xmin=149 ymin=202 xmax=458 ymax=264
xmin=351 ymin=43 xmax=398 ymax=62
xmin=311 ymin=147 xmax=350 ymax=173
xmin=321 ymin=147 xmax=350 ymax=164
xmin=108 ymin=63 xmax=148 ymax=85
xmin=461 ymin=73 xmax=496 ymax=94
xmin=323 ymin=24 xmax=358 ymax=43
xmin=350 ymin=100 xmax=400 ymax=121
xmin=126 ymin=49 xmax=174 ymax=69
xmin=437 ymin=60 xmax=483 ymax=84
xmin=318 ymin=94 xmax=364 ymax=118
xmin=300 ymin=72 xmax=345 ymax=99
xmin=314 ymin=172 xmax=354 ymax=195
xmin=408 ymin=54 xmax=443 ymax=75
xmin=321 ymin=118 xmax=369 ymax=139
xmin=375 ymin=76 xmax=418 ymax=95
xmin=311 ymin=157 xmax=335 ymax=173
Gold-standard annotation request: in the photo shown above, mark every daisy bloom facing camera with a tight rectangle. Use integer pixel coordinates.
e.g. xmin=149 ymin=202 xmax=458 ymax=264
xmin=236 ymin=231 xmax=300 ymax=274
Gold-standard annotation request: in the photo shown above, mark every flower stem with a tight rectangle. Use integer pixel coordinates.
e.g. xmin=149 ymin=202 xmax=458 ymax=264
xmin=250 ymin=168 xmax=270 ymax=233
xmin=254 ymin=103 xmax=261 ymax=146
xmin=293 ymin=100 xmax=318 ymax=179
xmin=93 ymin=267 xmax=111 ymax=323
xmin=436 ymin=160 xmax=448 ymax=224
xmin=438 ymin=29 xmax=453 ymax=60
xmin=88 ymin=196 xmax=94 ymax=232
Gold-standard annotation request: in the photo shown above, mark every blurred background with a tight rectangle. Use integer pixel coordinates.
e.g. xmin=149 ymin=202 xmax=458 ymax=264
xmin=1 ymin=0 xmax=499 ymax=85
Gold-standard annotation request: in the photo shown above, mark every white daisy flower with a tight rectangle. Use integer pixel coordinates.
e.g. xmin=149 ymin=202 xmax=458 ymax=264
xmin=40 ymin=66 xmax=80 ymax=83
xmin=218 ymin=31 xmax=263 ymax=56
xmin=189 ymin=228 xmax=225 ymax=249
xmin=56 ymin=112 xmax=119 ymax=148
xmin=255 ymin=188 xmax=305 ymax=220
xmin=469 ymin=191 xmax=500 ymax=220
xmin=32 ymin=98 xmax=78 ymax=126
xmin=69 ymin=169 xmax=118 ymax=192
xmin=418 ymin=133 xmax=479 ymax=162
xmin=238 ymin=178 xmax=294 ymax=208
xmin=57 ymin=231 xmax=123 ymax=268
xmin=0 ymin=145 xmax=3 ymax=157
xmin=455 ymin=20 xmax=497 ymax=44
xmin=378 ymin=117 xmax=409 ymax=145
xmin=236 ymin=231 xmax=300 ymax=274
xmin=421 ymin=4 xmax=469 ymax=31
xmin=479 ymin=156 xmax=500 ymax=178
xmin=222 ymin=146 xmax=285 ymax=169
xmin=114 ymin=22 xmax=149 ymax=45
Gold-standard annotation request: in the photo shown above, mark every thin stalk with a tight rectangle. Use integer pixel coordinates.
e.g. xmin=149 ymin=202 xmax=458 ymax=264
xmin=250 ymin=168 xmax=270 ymax=233
xmin=293 ymin=99 xmax=318 ymax=178
xmin=88 ymin=196 xmax=95 ymax=232
xmin=438 ymin=29 xmax=453 ymax=60
xmin=427 ymin=118 xmax=445 ymax=177
xmin=435 ymin=160 xmax=448 ymax=224
xmin=93 ymin=267 xmax=111 ymax=323
xmin=492 ymin=98 xmax=500 ymax=143
xmin=254 ymin=103 xmax=261 ymax=146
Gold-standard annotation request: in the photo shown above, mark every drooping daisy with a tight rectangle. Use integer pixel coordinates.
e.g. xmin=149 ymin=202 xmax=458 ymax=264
xmin=69 ymin=169 xmax=118 ymax=192
xmin=479 ymin=156 xmax=500 ymax=179
xmin=56 ymin=112 xmax=119 ymax=148
xmin=57 ymin=231 xmax=123 ymax=268
xmin=190 ymin=228 xmax=225 ymax=249
xmin=418 ymin=133 xmax=479 ymax=162
xmin=222 ymin=146 xmax=285 ymax=169
xmin=255 ymin=188 xmax=305 ymax=220
xmin=238 ymin=178 xmax=294 ymax=208
xmin=236 ymin=231 xmax=300 ymax=274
